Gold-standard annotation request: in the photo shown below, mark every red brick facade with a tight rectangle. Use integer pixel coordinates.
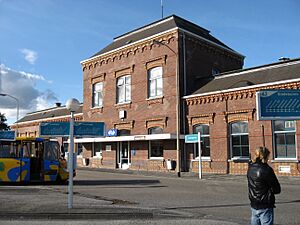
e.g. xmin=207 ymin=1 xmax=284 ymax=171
xmin=186 ymin=81 xmax=300 ymax=176
xmin=79 ymin=17 xmax=243 ymax=173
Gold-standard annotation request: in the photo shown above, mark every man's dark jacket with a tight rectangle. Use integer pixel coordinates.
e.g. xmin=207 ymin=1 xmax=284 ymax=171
xmin=247 ymin=160 xmax=281 ymax=209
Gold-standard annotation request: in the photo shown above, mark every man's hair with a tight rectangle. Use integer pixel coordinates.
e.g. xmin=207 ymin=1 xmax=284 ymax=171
xmin=252 ymin=147 xmax=270 ymax=163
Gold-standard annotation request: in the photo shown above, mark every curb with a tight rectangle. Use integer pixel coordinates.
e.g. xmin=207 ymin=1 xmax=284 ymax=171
xmin=0 ymin=212 xmax=153 ymax=220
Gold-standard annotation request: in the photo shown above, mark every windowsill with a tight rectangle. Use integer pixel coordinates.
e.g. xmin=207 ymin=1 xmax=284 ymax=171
xmin=148 ymin=157 xmax=164 ymax=161
xmin=228 ymin=157 xmax=250 ymax=162
xmin=115 ymin=102 xmax=131 ymax=109
xmin=91 ymin=106 xmax=103 ymax=113
xmin=192 ymin=157 xmax=212 ymax=162
xmin=77 ymin=155 xmax=83 ymax=158
xmin=147 ymin=96 xmax=164 ymax=105
xmin=92 ymin=156 xmax=102 ymax=159
xmin=271 ymin=159 xmax=299 ymax=163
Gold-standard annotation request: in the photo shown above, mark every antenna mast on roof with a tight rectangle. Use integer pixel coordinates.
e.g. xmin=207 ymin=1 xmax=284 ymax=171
xmin=161 ymin=0 xmax=164 ymax=19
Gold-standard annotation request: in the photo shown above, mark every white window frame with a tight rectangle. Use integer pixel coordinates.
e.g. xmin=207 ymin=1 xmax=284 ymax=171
xmin=92 ymin=82 xmax=103 ymax=108
xmin=148 ymin=67 xmax=163 ymax=99
xmin=273 ymin=120 xmax=297 ymax=160
xmin=117 ymin=75 xmax=131 ymax=104
xmin=230 ymin=121 xmax=250 ymax=160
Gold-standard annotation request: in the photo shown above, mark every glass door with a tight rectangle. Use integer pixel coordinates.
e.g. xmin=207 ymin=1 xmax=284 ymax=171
xmin=118 ymin=141 xmax=130 ymax=169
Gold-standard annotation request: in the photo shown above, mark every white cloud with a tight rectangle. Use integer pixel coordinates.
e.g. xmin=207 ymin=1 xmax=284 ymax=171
xmin=0 ymin=64 xmax=58 ymax=125
xmin=20 ymin=48 xmax=38 ymax=65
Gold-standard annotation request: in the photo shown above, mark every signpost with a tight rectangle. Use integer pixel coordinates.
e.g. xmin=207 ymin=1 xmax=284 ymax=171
xmin=185 ymin=133 xmax=202 ymax=179
xmin=0 ymin=130 xmax=16 ymax=141
xmin=40 ymin=122 xmax=105 ymax=137
xmin=257 ymin=89 xmax=300 ymax=120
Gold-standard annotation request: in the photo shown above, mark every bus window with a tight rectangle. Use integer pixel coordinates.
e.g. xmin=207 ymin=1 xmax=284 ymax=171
xmin=44 ymin=141 xmax=59 ymax=161
xmin=22 ymin=143 xmax=31 ymax=158
xmin=0 ymin=142 xmax=11 ymax=157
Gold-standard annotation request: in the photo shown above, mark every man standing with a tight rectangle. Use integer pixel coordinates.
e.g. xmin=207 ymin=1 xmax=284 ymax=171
xmin=247 ymin=147 xmax=281 ymax=225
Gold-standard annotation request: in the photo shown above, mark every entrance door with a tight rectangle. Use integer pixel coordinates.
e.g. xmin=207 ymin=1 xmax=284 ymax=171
xmin=118 ymin=142 xmax=130 ymax=169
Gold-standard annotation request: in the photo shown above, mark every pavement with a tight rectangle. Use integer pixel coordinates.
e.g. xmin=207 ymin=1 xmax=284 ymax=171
xmin=1 ymin=167 xmax=299 ymax=224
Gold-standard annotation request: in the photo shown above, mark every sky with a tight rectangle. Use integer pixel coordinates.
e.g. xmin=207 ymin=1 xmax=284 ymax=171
xmin=0 ymin=0 xmax=300 ymax=125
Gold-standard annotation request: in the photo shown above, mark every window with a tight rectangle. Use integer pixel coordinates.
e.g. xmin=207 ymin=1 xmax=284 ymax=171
xmin=44 ymin=141 xmax=59 ymax=160
xmin=193 ymin=124 xmax=210 ymax=158
xmin=117 ymin=75 xmax=131 ymax=103
xmin=76 ymin=143 xmax=83 ymax=156
xmin=148 ymin=67 xmax=163 ymax=98
xmin=92 ymin=82 xmax=103 ymax=107
xmin=273 ymin=120 xmax=296 ymax=159
xmin=93 ymin=142 xmax=102 ymax=157
xmin=230 ymin=121 xmax=249 ymax=158
xmin=148 ymin=127 xmax=163 ymax=158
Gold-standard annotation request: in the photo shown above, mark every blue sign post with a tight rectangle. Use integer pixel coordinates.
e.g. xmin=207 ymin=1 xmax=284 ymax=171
xmin=185 ymin=134 xmax=199 ymax=143
xmin=40 ymin=122 xmax=105 ymax=137
xmin=257 ymin=89 xmax=300 ymax=120
xmin=74 ymin=122 xmax=105 ymax=137
xmin=185 ymin=133 xmax=202 ymax=179
xmin=0 ymin=130 xmax=16 ymax=140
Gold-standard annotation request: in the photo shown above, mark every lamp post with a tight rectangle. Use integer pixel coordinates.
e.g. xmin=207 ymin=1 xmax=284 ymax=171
xmin=153 ymin=40 xmax=181 ymax=177
xmin=66 ymin=98 xmax=80 ymax=209
xmin=0 ymin=93 xmax=19 ymax=136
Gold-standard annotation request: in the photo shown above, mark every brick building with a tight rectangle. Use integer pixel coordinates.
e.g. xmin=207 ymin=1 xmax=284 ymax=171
xmin=78 ymin=15 xmax=244 ymax=173
xmin=185 ymin=58 xmax=300 ymax=176
xmin=10 ymin=103 xmax=83 ymax=148
xmin=12 ymin=15 xmax=300 ymax=176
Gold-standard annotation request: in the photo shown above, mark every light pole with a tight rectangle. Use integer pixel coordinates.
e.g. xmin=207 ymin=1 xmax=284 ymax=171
xmin=0 ymin=93 xmax=19 ymax=136
xmin=66 ymin=98 xmax=80 ymax=209
xmin=153 ymin=40 xmax=181 ymax=177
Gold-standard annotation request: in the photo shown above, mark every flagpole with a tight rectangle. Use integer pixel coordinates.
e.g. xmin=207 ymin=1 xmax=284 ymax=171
xmin=161 ymin=0 xmax=163 ymax=19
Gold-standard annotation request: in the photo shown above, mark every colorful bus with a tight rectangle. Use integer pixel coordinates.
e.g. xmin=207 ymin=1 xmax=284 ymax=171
xmin=0 ymin=137 xmax=70 ymax=183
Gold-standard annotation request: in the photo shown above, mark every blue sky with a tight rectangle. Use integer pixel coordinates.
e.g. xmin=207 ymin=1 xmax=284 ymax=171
xmin=0 ymin=0 xmax=299 ymax=124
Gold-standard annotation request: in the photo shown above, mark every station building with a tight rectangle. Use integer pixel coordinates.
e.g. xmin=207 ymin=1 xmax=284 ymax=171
xmin=78 ymin=15 xmax=244 ymax=172
xmin=185 ymin=58 xmax=300 ymax=176
xmin=11 ymin=15 xmax=300 ymax=176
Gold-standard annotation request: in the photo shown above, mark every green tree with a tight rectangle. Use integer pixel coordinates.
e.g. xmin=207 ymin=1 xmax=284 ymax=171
xmin=0 ymin=113 xmax=10 ymax=130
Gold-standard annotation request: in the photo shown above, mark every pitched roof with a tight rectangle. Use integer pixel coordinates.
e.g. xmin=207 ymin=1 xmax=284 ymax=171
xmin=17 ymin=104 xmax=83 ymax=123
xmin=187 ymin=58 xmax=300 ymax=97
xmin=84 ymin=15 xmax=241 ymax=61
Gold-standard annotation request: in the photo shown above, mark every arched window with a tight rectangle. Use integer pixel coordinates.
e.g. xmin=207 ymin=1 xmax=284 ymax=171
xmin=230 ymin=121 xmax=249 ymax=158
xmin=193 ymin=124 xmax=210 ymax=158
xmin=148 ymin=126 xmax=163 ymax=158
xmin=148 ymin=67 xmax=163 ymax=98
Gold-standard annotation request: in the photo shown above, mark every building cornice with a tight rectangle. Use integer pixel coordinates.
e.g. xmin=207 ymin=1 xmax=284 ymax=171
xmin=186 ymin=81 xmax=300 ymax=106
xmin=80 ymin=28 xmax=178 ymax=69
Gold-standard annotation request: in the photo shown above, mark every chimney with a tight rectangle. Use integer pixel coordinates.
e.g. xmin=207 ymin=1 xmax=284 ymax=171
xmin=279 ymin=57 xmax=290 ymax=62
xmin=55 ymin=102 xmax=62 ymax=107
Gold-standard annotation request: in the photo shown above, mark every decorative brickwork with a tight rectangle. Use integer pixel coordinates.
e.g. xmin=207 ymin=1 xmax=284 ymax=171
xmin=145 ymin=117 xmax=168 ymax=129
xmin=187 ymin=113 xmax=215 ymax=126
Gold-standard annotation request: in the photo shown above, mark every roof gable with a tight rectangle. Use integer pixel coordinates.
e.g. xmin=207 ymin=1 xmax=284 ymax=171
xmin=84 ymin=15 xmax=238 ymax=61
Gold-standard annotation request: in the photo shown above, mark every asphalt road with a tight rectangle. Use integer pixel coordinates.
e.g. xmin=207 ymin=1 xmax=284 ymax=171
xmin=0 ymin=168 xmax=299 ymax=225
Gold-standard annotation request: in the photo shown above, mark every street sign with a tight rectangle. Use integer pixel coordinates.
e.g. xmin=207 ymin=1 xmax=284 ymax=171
xmin=74 ymin=122 xmax=105 ymax=137
xmin=185 ymin=134 xmax=199 ymax=143
xmin=40 ymin=122 xmax=105 ymax=137
xmin=0 ymin=130 xmax=16 ymax=140
xmin=40 ymin=122 xmax=70 ymax=136
xmin=257 ymin=89 xmax=300 ymax=120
